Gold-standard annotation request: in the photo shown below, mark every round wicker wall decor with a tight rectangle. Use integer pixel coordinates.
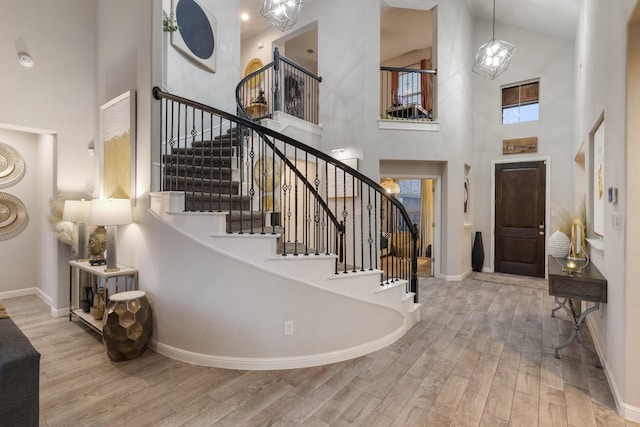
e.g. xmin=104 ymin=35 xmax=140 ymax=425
xmin=0 ymin=192 xmax=29 ymax=240
xmin=0 ymin=142 xmax=26 ymax=189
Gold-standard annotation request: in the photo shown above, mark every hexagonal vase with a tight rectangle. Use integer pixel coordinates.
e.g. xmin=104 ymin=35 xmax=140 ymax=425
xmin=102 ymin=290 xmax=152 ymax=362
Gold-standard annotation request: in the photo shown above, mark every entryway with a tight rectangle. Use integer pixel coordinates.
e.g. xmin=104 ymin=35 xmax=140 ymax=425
xmin=381 ymin=178 xmax=437 ymax=277
xmin=494 ymin=160 xmax=547 ymax=278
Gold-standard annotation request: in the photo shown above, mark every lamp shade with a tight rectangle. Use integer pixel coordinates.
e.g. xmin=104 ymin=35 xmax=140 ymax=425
xmin=380 ymin=178 xmax=400 ymax=194
xmin=63 ymin=200 xmax=91 ymax=222
xmin=89 ymin=199 xmax=132 ymax=226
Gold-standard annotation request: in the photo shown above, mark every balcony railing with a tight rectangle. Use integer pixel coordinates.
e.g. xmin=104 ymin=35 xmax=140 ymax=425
xmin=380 ymin=66 xmax=436 ymax=121
xmin=236 ymin=47 xmax=322 ymax=125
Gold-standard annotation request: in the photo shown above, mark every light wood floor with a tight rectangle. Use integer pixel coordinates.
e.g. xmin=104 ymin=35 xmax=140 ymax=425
xmin=3 ymin=275 xmax=639 ymax=427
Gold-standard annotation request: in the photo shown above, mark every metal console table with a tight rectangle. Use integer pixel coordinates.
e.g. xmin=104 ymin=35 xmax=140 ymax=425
xmin=69 ymin=260 xmax=138 ymax=334
xmin=548 ymin=256 xmax=607 ymax=367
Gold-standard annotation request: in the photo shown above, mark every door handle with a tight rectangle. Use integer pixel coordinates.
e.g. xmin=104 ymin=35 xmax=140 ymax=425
xmin=539 ymin=231 xmax=544 ymax=235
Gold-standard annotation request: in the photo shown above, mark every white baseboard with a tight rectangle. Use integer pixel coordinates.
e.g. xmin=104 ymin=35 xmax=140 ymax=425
xmin=441 ymin=274 xmax=464 ymax=281
xmin=620 ymin=403 xmax=640 ymax=423
xmin=0 ymin=287 xmax=39 ymax=300
xmin=586 ymin=314 xmax=640 ymax=422
xmin=150 ymin=326 xmax=405 ymax=371
xmin=0 ymin=287 xmax=66 ymax=318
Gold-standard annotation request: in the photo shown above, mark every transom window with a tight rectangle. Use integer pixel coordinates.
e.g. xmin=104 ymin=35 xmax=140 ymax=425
xmin=502 ymin=80 xmax=539 ymax=124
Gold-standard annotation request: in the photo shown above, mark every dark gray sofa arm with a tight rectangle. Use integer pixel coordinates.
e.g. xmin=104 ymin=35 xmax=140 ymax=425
xmin=0 ymin=317 xmax=41 ymax=427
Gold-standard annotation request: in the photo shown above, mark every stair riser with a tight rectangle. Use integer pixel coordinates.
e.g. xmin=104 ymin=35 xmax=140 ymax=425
xmin=163 ymin=178 xmax=239 ymax=195
xmin=171 ymin=147 xmax=235 ymax=156
xmin=185 ymin=197 xmax=250 ymax=212
xmin=168 ymin=165 xmax=233 ymax=181
xmin=163 ymin=155 xmax=232 ymax=167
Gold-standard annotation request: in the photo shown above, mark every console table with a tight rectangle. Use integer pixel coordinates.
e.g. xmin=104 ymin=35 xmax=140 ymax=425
xmin=69 ymin=260 xmax=138 ymax=334
xmin=548 ymin=256 xmax=607 ymax=367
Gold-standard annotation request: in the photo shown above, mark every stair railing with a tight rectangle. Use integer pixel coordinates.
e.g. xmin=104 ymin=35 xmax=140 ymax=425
xmin=236 ymin=47 xmax=322 ymax=125
xmin=153 ymin=87 xmax=419 ymax=302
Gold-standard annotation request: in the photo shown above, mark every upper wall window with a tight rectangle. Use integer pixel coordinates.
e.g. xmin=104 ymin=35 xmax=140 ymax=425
xmin=502 ymin=81 xmax=539 ymax=124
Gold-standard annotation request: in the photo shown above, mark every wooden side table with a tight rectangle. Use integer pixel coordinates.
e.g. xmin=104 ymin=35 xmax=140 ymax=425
xmin=548 ymin=256 xmax=607 ymax=367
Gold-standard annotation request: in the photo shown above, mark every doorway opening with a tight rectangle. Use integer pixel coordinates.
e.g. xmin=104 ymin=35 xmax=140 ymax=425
xmin=381 ymin=178 xmax=437 ymax=277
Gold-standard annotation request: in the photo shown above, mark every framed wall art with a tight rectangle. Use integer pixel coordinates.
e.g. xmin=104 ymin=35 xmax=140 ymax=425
xmin=592 ymin=118 xmax=605 ymax=236
xmin=101 ymin=90 xmax=136 ymax=202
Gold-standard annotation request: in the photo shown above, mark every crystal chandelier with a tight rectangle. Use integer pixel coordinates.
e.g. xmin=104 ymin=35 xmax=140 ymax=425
xmin=472 ymin=0 xmax=516 ymax=80
xmin=261 ymin=0 xmax=303 ymax=32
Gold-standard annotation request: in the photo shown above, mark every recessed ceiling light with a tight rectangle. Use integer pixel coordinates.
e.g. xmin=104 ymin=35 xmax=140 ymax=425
xmin=241 ymin=12 xmax=249 ymax=21
xmin=17 ymin=52 xmax=34 ymax=68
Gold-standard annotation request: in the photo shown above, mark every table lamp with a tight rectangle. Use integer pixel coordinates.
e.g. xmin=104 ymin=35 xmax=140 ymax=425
xmin=63 ymin=199 xmax=92 ymax=261
xmin=89 ymin=199 xmax=132 ymax=272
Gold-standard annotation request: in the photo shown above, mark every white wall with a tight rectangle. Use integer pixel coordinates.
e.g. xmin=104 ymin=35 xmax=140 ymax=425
xmin=0 ymin=0 xmax=96 ymax=195
xmin=576 ymin=0 xmax=640 ymax=418
xmin=0 ymin=130 xmax=41 ymax=294
xmin=370 ymin=0 xmax=475 ymax=278
xmin=470 ymin=21 xmax=576 ymax=272
xmin=161 ymin=0 xmax=241 ymax=113
xmin=0 ymin=0 xmax=97 ymax=309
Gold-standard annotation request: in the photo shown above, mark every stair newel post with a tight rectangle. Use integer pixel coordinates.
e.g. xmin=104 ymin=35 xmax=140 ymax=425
xmin=360 ymin=180 xmax=366 ymax=271
xmin=303 ymin=151 xmax=309 ymax=254
xmin=338 ymin=221 xmax=345 ymax=271
xmin=373 ymin=189 xmax=378 ymax=270
xmin=313 ymin=156 xmax=321 ymax=255
xmin=273 ymin=47 xmax=281 ymax=113
xmin=351 ymin=172 xmax=356 ymax=272
xmin=411 ymin=224 xmax=418 ymax=302
xmin=213 ymin=113 xmax=220 ymax=212
xmin=292 ymin=146 xmax=298 ymax=255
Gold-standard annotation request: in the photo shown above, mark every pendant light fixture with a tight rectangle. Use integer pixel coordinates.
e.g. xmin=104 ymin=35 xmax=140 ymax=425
xmin=261 ymin=0 xmax=303 ymax=32
xmin=472 ymin=0 xmax=516 ymax=80
xmin=380 ymin=178 xmax=400 ymax=195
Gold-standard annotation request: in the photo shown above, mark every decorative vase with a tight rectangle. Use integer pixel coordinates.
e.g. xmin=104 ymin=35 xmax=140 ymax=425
xmin=472 ymin=231 xmax=484 ymax=272
xmin=549 ymin=228 xmax=571 ymax=258
xmin=80 ymin=286 xmax=93 ymax=313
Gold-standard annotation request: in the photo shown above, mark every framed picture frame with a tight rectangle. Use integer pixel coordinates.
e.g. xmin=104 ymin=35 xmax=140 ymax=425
xmin=593 ymin=119 xmax=605 ymax=236
xmin=171 ymin=0 xmax=217 ymax=73
xmin=101 ymin=90 xmax=136 ymax=203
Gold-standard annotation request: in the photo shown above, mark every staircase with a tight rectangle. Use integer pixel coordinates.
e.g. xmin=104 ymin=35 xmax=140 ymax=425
xmin=150 ymin=87 xmax=421 ymax=369
xmin=162 ymin=127 xmax=271 ymax=233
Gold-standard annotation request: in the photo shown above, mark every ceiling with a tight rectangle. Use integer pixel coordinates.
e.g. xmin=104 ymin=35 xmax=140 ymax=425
xmin=466 ymin=0 xmax=581 ymax=41
xmin=239 ymin=0 xmax=580 ymax=50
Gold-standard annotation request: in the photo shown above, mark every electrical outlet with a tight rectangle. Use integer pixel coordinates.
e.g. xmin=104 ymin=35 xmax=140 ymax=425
xmin=284 ymin=320 xmax=294 ymax=336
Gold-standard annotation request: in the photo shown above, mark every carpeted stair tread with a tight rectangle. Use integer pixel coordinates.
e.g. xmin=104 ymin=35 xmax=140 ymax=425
xmin=162 ymin=154 xmax=233 ymax=167
xmin=166 ymin=164 xmax=233 ymax=180
xmin=170 ymin=146 xmax=235 ymax=156
xmin=164 ymin=176 xmax=239 ymax=194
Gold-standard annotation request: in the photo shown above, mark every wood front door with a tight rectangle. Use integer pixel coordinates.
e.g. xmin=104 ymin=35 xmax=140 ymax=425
xmin=495 ymin=161 xmax=546 ymax=277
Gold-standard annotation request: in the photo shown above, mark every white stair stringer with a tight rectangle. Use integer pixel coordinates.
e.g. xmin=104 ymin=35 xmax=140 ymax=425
xmin=148 ymin=192 xmax=421 ymax=332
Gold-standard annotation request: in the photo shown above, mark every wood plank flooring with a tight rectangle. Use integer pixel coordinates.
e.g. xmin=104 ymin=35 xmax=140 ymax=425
xmin=3 ymin=275 xmax=638 ymax=426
